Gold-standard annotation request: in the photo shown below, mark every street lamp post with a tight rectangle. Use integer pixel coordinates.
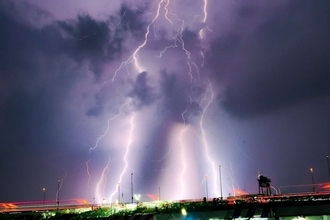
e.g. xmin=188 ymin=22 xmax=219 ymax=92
xmin=219 ymin=165 xmax=223 ymax=200
xmin=131 ymin=173 xmax=133 ymax=204
xmin=57 ymin=179 xmax=60 ymax=209
xmin=327 ymin=156 xmax=330 ymax=180
xmin=43 ymin=188 xmax=46 ymax=205
xmin=310 ymin=168 xmax=315 ymax=193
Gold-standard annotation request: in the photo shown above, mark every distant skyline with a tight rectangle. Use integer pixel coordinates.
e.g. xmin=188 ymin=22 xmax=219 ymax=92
xmin=1 ymin=0 xmax=330 ymax=203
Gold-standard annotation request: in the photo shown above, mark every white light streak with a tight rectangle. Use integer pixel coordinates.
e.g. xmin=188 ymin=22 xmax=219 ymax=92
xmin=199 ymin=80 xmax=219 ymax=197
xmin=95 ymin=157 xmax=112 ymax=203
xmin=89 ymin=100 xmax=131 ymax=153
xmin=56 ymin=172 xmax=67 ymax=202
xmin=109 ymin=113 xmax=135 ymax=203
xmin=110 ymin=0 xmax=167 ymax=82
xmin=178 ymin=106 xmax=189 ymax=199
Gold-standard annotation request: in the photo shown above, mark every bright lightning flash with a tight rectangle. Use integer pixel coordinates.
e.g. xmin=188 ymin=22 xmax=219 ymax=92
xmin=87 ymin=0 xmax=231 ymax=202
xmin=109 ymin=113 xmax=135 ymax=203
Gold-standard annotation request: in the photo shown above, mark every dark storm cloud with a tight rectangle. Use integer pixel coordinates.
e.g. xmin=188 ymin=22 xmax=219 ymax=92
xmin=86 ymin=92 xmax=105 ymax=116
xmin=53 ymin=3 xmax=148 ymax=81
xmin=80 ymin=4 xmax=149 ymax=116
xmin=0 ymin=3 xmax=59 ymax=79
xmin=0 ymin=0 xmax=159 ymax=202
xmin=58 ymin=14 xmax=122 ymax=79
xmin=207 ymin=1 xmax=330 ymax=118
xmin=0 ymin=0 xmax=54 ymax=27
xmin=0 ymin=2 xmax=148 ymax=86
xmin=0 ymin=2 xmax=122 ymax=119
xmin=0 ymin=2 xmax=133 ymax=88
xmin=116 ymin=4 xmax=148 ymax=41
xmin=182 ymin=29 xmax=202 ymax=53
xmin=128 ymin=72 xmax=157 ymax=109
xmin=0 ymin=1 xmax=149 ymax=201
xmin=143 ymin=26 xmax=202 ymax=57
xmin=159 ymin=70 xmax=201 ymax=123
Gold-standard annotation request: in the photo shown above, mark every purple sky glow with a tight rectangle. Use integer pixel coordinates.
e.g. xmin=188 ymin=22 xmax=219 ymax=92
xmin=1 ymin=0 xmax=330 ymax=203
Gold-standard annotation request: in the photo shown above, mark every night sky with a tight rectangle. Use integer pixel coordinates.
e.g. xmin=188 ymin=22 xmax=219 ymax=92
xmin=1 ymin=0 xmax=330 ymax=203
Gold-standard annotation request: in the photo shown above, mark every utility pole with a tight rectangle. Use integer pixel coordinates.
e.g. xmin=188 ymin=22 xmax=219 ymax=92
xmin=205 ymin=176 xmax=208 ymax=200
xmin=219 ymin=165 xmax=223 ymax=200
xmin=57 ymin=179 xmax=60 ymax=209
xmin=131 ymin=173 xmax=133 ymax=203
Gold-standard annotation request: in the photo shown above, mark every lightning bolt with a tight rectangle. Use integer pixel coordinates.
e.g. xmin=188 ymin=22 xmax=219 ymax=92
xmin=95 ymin=156 xmax=112 ymax=203
xmin=109 ymin=113 xmax=135 ymax=203
xmin=56 ymin=172 xmax=67 ymax=202
xmin=202 ymin=0 xmax=208 ymax=23
xmin=153 ymin=0 xmax=203 ymax=84
xmin=200 ymin=51 xmax=205 ymax=67
xmin=228 ymin=161 xmax=241 ymax=196
xmin=86 ymin=159 xmax=91 ymax=188
xmin=199 ymin=80 xmax=219 ymax=197
xmin=89 ymin=100 xmax=131 ymax=153
xmin=152 ymin=0 xmax=219 ymax=199
xmin=190 ymin=0 xmax=222 ymax=199
xmin=106 ymin=1 xmax=204 ymax=201
xmin=93 ymin=1 xmax=171 ymax=203
xmin=164 ymin=0 xmax=173 ymax=24
xmin=91 ymin=0 xmax=221 ymax=202
xmin=108 ymin=0 xmax=167 ymax=82
xmin=115 ymin=10 xmax=127 ymax=28
xmin=178 ymin=106 xmax=189 ymax=199
xmin=199 ymin=0 xmax=209 ymax=39
xmin=167 ymin=7 xmax=198 ymax=82
xmin=86 ymin=100 xmax=132 ymax=199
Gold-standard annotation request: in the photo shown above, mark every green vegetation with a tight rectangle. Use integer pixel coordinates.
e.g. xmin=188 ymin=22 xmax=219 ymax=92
xmin=0 ymin=200 xmax=224 ymax=219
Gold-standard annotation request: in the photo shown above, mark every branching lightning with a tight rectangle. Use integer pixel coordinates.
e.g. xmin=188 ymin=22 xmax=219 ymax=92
xmin=108 ymin=0 xmax=167 ymax=82
xmin=89 ymin=100 xmax=131 ymax=153
xmin=87 ymin=0 xmax=229 ymax=202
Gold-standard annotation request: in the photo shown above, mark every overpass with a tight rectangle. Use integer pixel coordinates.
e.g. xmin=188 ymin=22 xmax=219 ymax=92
xmin=1 ymin=192 xmax=330 ymax=219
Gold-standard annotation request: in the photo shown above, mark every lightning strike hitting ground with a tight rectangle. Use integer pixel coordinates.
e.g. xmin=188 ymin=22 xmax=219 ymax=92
xmin=90 ymin=0 xmax=226 ymax=202
xmin=199 ymin=81 xmax=220 ymax=198
xmin=86 ymin=159 xmax=92 ymax=188
xmin=95 ymin=157 xmax=112 ymax=203
xmin=228 ymin=162 xmax=240 ymax=196
xmin=56 ymin=172 xmax=68 ymax=202
xmin=2 ymin=0 xmax=328 ymax=204
xmin=178 ymin=107 xmax=189 ymax=199
xmin=109 ymin=114 xmax=135 ymax=203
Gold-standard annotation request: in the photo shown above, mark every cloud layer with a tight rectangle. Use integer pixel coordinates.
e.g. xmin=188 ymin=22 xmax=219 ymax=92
xmin=1 ymin=0 xmax=330 ymax=202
